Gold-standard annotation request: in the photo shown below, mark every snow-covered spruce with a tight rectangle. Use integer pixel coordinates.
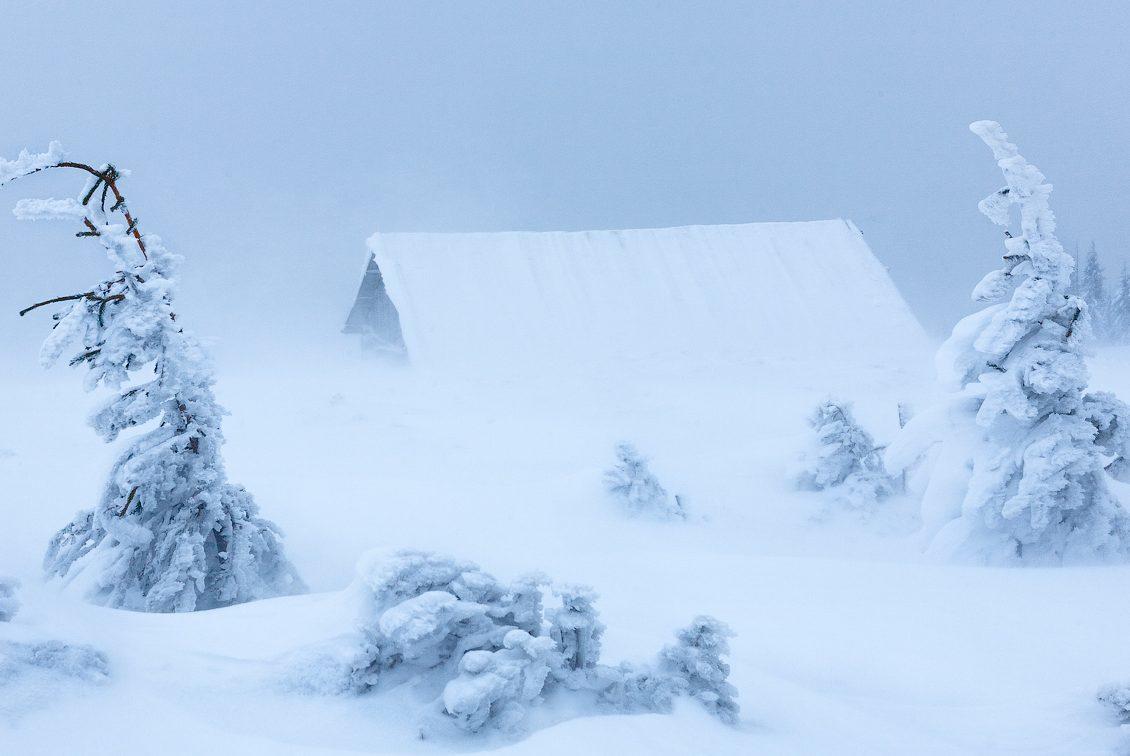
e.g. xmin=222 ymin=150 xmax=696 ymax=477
xmin=796 ymin=401 xmax=893 ymax=509
xmin=2 ymin=145 xmax=302 ymax=611
xmin=604 ymin=443 xmax=685 ymax=519
xmin=1111 ymin=264 xmax=1130 ymax=344
xmin=887 ymin=122 xmax=1130 ymax=563
xmin=1077 ymin=243 xmax=1110 ymax=340
xmin=0 ymin=578 xmax=18 ymax=622
xmin=333 ymin=550 xmax=737 ymax=734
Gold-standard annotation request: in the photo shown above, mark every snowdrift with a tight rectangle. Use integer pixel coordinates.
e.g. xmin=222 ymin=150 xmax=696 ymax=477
xmin=362 ymin=220 xmax=928 ymax=370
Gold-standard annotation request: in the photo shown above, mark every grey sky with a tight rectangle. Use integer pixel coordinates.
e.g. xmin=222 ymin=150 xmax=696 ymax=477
xmin=1 ymin=0 xmax=1127 ymax=356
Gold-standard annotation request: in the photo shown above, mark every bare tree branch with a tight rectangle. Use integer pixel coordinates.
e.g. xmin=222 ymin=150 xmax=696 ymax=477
xmin=56 ymin=162 xmax=146 ymax=257
xmin=19 ymin=293 xmax=88 ymax=316
xmin=118 ymin=486 xmax=138 ymax=517
xmin=20 ymin=291 xmax=125 ymax=318
xmin=5 ymin=158 xmax=148 ymax=257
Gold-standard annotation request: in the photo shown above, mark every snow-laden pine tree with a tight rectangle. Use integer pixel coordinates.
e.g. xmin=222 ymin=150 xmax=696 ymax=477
xmin=604 ymin=443 xmax=686 ymax=519
xmin=1 ymin=144 xmax=303 ymax=611
xmin=1078 ymin=242 xmax=1110 ymax=340
xmin=887 ymin=122 xmax=1130 ymax=563
xmin=1110 ymin=264 xmax=1130 ymax=344
xmin=796 ymin=401 xmax=892 ymax=508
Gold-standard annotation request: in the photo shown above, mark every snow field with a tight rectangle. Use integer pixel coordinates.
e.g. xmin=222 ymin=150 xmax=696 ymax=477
xmin=3 ymin=324 xmax=1130 ymax=752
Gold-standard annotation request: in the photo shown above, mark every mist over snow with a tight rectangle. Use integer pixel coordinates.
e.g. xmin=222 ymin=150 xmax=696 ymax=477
xmin=2 ymin=2 xmax=1130 ymax=755
xmin=0 ymin=1 xmax=1128 ymax=347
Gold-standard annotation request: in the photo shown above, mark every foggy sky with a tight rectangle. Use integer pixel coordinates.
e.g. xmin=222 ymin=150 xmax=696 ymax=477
xmin=1 ymin=0 xmax=1127 ymax=360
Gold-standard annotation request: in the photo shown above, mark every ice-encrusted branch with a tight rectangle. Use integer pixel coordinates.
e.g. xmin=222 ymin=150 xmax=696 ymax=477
xmin=0 ymin=141 xmax=65 ymax=186
xmin=1 ymin=143 xmax=146 ymax=259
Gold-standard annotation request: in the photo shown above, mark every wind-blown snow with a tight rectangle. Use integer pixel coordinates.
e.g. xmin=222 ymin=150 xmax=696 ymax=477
xmin=369 ymin=220 xmax=928 ymax=370
xmin=6 ymin=207 xmax=1130 ymax=752
xmin=7 ymin=328 xmax=1130 ymax=751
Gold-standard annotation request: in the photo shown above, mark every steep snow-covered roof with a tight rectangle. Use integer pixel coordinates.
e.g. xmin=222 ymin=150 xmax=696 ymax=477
xmin=361 ymin=219 xmax=928 ymax=369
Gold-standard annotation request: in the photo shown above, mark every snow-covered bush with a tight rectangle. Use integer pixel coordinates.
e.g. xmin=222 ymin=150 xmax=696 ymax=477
xmin=328 ymin=550 xmax=738 ymax=735
xmin=0 ymin=640 xmax=109 ymax=686
xmin=658 ymin=616 xmax=739 ymax=724
xmin=1099 ymin=683 xmax=1130 ymax=721
xmin=548 ymin=584 xmax=604 ymax=683
xmin=589 ymin=616 xmax=738 ymax=723
xmin=347 ymin=551 xmax=547 ymax=698
xmin=0 ymin=638 xmax=109 ymax=721
xmin=594 ymin=660 xmax=683 ymax=715
xmin=797 ymin=401 xmax=893 ymax=510
xmin=1 ymin=144 xmax=303 ymax=610
xmin=443 ymin=629 xmax=559 ymax=732
xmin=0 ymin=578 xmax=18 ymax=622
xmin=604 ymin=443 xmax=686 ymax=519
xmin=887 ymin=122 xmax=1130 ymax=563
xmin=796 ymin=401 xmax=886 ymax=489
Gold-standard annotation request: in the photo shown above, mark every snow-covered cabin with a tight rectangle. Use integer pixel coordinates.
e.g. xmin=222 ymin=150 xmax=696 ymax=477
xmin=344 ymin=220 xmax=927 ymax=369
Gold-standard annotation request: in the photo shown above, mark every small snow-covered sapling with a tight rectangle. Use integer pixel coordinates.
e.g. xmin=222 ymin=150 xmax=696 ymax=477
xmin=604 ymin=443 xmax=686 ymax=519
xmin=797 ymin=400 xmax=893 ymax=509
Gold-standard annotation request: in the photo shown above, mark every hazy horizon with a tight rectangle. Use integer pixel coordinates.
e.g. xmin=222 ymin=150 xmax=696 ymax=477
xmin=1 ymin=0 xmax=1128 ymax=353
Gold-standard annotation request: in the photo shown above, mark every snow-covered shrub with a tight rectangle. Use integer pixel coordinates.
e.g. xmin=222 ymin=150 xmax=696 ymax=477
xmin=887 ymin=122 xmax=1130 ymax=563
xmin=348 ymin=550 xmax=542 ymax=696
xmin=594 ymin=660 xmax=684 ymax=715
xmin=0 ymin=640 xmax=109 ymax=686
xmin=604 ymin=443 xmax=686 ymax=519
xmin=0 ymin=578 xmax=18 ymax=622
xmin=658 ymin=616 xmax=739 ymax=724
xmin=831 ymin=469 xmax=895 ymax=513
xmin=443 ymin=629 xmax=559 ymax=732
xmin=1 ymin=145 xmax=302 ymax=610
xmin=0 ymin=639 xmax=109 ymax=721
xmin=589 ymin=617 xmax=738 ymax=723
xmin=797 ymin=401 xmax=886 ymax=490
xmin=548 ymin=584 xmax=604 ymax=682
xmin=1099 ymin=683 xmax=1130 ymax=721
xmin=333 ymin=549 xmax=738 ymax=735
xmin=797 ymin=401 xmax=893 ymax=513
